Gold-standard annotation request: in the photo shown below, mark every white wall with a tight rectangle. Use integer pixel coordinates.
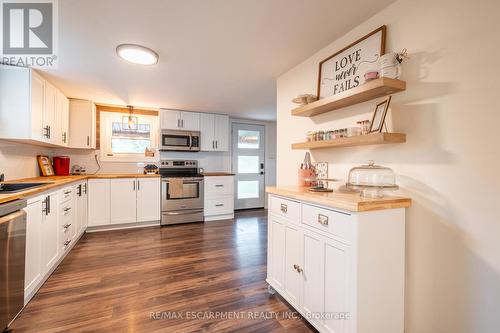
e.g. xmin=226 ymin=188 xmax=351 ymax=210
xmin=0 ymin=141 xmax=53 ymax=180
xmin=276 ymin=0 xmax=500 ymax=332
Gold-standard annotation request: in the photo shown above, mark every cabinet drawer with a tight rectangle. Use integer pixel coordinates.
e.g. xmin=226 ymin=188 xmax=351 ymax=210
xmin=204 ymin=176 xmax=234 ymax=196
xmin=205 ymin=196 xmax=234 ymax=216
xmin=270 ymin=196 xmax=300 ymax=223
xmin=60 ymin=187 xmax=73 ymax=203
xmin=302 ymin=204 xmax=352 ymax=241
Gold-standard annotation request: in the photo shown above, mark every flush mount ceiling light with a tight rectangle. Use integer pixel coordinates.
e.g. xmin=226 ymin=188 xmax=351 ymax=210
xmin=116 ymin=44 xmax=158 ymax=65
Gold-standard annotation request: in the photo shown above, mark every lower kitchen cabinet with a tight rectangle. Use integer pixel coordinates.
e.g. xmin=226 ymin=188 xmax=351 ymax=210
xmin=204 ymin=175 xmax=234 ymax=221
xmin=88 ymin=179 xmax=111 ymax=226
xmin=267 ymin=194 xmax=405 ymax=333
xmin=136 ymin=178 xmax=160 ymax=222
xmin=24 ymin=183 xmax=88 ymax=305
xmin=110 ymin=178 xmax=137 ymax=225
xmin=88 ymin=177 xmax=160 ymax=227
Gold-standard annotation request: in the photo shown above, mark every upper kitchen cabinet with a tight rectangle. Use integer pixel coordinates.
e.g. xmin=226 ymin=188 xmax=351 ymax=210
xmin=160 ymin=109 xmax=200 ymax=131
xmin=0 ymin=65 xmax=69 ymax=147
xmin=69 ymin=99 xmax=96 ymax=149
xmin=200 ymin=113 xmax=229 ymax=151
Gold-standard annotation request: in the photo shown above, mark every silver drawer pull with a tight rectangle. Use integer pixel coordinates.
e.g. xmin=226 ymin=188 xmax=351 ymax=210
xmin=63 ymin=223 xmax=71 ymax=229
xmin=64 ymin=240 xmax=71 ymax=246
xmin=293 ymin=264 xmax=303 ymax=273
xmin=215 ymin=184 xmax=224 ymax=187
xmin=318 ymin=214 xmax=329 ymax=226
xmin=215 ymin=204 xmax=224 ymax=207
xmin=64 ymin=190 xmax=71 ymax=195
xmin=280 ymin=203 xmax=288 ymax=213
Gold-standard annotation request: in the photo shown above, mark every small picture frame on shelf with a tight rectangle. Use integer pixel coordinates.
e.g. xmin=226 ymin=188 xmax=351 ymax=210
xmin=37 ymin=155 xmax=55 ymax=176
xmin=369 ymin=96 xmax=391 ymax=133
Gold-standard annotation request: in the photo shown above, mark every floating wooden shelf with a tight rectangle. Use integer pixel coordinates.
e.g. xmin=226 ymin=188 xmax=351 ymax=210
xmin=291 ymin=78 xmax=406 ymax=117
xmin=291 ymin=133 xmax=406 ymax=150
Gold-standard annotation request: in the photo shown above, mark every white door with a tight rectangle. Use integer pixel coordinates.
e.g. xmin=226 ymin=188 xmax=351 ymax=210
xmin=200 ymin=113 xmax=215 ymax=151
xmin=69 ymin=100 xmax=95 ymax=149
xmin=323 ymin=238 xmax=349 ymax=333
xmin=24 ymin=197 xmax=43 ymax=298
xmin=43 ymin=82 xmax=57 ymax=144
xmin=58 ymin=92 xmax=69 ymax=146
xmin=232 ymin=123 xmax=265 ymax=209
xmin=269 ymin=215 xmax=286 ymax=290
xmin=81 ymin=182 xmax=88 ymax=231
xmin=30 ymin=71 xmax=45 ymax=141
xmin=160 ymin=109 xmax=181 ymax=130
xmin=284 ymin=224 xmax=301 ymax=305
xmin=180 ymin=111 xmax=200 ymax=131
xmin=301 ymin=228 xmax=325 ymax=326
xmin=137 ymin=178 xmax=160 ymax=222
xmin=41 ymin=192 xmax=59 ymax=274
xmin=88 ymin=179 xmax=110 ymax=226
xmin=214 ymin=114 xmax=229 ymax=151
xmin=110 ymin=178 xmax=137 ymax=224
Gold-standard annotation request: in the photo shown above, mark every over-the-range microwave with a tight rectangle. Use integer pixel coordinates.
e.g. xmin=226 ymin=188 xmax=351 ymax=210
xmin=160 ymin=129 xmax=200 ymax=151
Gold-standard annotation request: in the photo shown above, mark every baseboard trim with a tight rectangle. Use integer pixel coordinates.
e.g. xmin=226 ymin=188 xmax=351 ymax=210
xmin=86 ymin=220 xmax=160 ymax=232
xmin=204 ymin=213 xmax=235 ymax=222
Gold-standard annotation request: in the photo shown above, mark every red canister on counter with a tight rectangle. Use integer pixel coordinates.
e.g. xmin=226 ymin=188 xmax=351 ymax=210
xmin=53 ymin=156 xmax=70 ymax=176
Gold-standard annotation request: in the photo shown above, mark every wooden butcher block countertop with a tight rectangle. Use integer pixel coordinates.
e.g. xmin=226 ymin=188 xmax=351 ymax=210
xmin=0 ymin=174 xmax=160 ymax=204
xmin=266 ymin=186 xmax=411 ymax=212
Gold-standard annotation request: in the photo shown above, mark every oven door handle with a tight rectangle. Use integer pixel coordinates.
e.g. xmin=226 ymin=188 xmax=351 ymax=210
xmin=162 ymin=210 xmax=203 ymax=216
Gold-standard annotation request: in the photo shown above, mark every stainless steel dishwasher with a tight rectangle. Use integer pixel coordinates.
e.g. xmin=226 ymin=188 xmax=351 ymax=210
xmin=0 ymin=199 xmax=27 ymax=330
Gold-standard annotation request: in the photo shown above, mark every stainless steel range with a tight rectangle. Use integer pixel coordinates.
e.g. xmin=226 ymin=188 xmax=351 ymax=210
xmin=160 ymin=160 xmax=204 ymax=225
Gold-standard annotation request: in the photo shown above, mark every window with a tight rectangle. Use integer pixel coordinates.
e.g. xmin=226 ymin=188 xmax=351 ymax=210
xmin=100 ymin=112 xmax=159 ymax=162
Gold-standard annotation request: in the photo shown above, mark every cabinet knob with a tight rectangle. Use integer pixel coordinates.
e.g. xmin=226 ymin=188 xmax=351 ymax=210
xmin=318 ymin=214 xmax=328 ymax=226
xmin=293 ymin=264 xmax=303 ymax=273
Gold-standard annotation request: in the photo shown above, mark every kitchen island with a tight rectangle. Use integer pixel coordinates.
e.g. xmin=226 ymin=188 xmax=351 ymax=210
xmin=266 ymin=186 xmax=411 ymax=333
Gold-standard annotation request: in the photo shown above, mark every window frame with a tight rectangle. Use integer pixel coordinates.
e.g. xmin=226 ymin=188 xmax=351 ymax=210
xmin=99 ymin=111 xmax=159 ymax=163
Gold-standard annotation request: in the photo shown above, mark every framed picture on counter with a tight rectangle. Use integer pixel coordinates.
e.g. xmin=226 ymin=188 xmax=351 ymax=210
xmin=369 ymin=96 xmax=392 ymax=133
xmin=37 ymin=155 xmax=55 ymax=176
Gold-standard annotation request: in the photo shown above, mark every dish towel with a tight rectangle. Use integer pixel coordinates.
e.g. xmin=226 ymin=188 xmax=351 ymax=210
xmin=168 ymin=178 xmax=184 ymax=198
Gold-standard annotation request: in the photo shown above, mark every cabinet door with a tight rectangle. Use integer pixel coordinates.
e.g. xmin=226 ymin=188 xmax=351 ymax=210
xmin=200 ymin=113 xmax=215 ymax=151
xmin=88 ymin=179 xmax=110 ymax=226
xmin=41 ymin=192 xmax=59 ymax=274
xmin=81 ymin=182 xmax=88 ymax=231
xmin=214 ymin=114 xmax=229 ymax=151
xmin=284 ymin=223 xmax=301 ymax=305
xmin=24 ymin=197 xmax=43 ymax=298
xmin=58 ymin=92 xmax=69 ymax=146
xmin=30 ymin=71 xmax=45 ymax=140
xmin=136 ymin=178 xmax=160 ymax=222
xmin=110 ymin=178 xmax=137 ymax=224
xmin=69 ymin=99 xmax=95 ymax=149
xmin=301 ymin=229 xmax=325 ymax=325
xmin=160 ymin=109 xmax=180 ymax=130
xmin=180 ymin=111 xmax=200 ymax=131
xmin=43 ymin=82 xmax=57 ymax=144
xmin=323 ymin=238 xmax=349 ymax=333
xmin=268 ymin=215 xmax=286 ymax=290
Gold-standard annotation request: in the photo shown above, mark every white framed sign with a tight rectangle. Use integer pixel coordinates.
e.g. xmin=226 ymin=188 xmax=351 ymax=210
xmin=317 ymin=26 xmax=386 ymax=99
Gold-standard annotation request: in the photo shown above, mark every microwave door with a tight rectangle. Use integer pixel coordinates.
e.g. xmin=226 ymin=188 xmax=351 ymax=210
xmin=162 ymin=134 xmax=190 ymax=150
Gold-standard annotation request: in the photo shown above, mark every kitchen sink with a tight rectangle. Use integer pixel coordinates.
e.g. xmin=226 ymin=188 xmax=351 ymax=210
xmin=0 ymin=182 xmax=53 ymax=194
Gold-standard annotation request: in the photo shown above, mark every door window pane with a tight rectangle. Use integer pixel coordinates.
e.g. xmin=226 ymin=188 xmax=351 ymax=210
xmin=238 ymin=156 xmax=259 ymax=174
xmin=238 ymin=130 xmax=260 ymax=149
xmin=238 ymin=181 xmax=259 ymax=199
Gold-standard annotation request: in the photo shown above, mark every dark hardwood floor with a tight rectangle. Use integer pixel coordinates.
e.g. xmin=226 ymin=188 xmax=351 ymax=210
xmin=9 ymin=209 xmax=315 ymax=333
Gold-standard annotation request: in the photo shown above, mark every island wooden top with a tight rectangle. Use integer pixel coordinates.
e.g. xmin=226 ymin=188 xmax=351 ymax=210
xmin=202 ymin=172 xmax=235 ymax=176
xmin=0 ymin=174 xmax=160 ymax=204
xmin=266 ymin=186 xmax=411 ymax=212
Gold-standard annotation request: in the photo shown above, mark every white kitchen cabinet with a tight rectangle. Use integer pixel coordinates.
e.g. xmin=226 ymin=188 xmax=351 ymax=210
xmin=200 ymin=113 xmax=229 ymax=152
xmin=267 ymin=194 xmax=406 ymax=333
xmin=136 ymin=178 xmax=160 ymax=222
xmin=88 ymin=179 xmax=111 ymax=226
xmin=204 ymin=176 xmax=234 ymax=221
xmin=160 ymin=109 xmax=200 ymax=131
xmin=24 ymin=196 xmax=44 ymax=300
xmin=78 ymin=182 xmax=88 ymax=232
xmin=41 ymin=191 xmax=59 ymax=275
xmin=110 ymin=178 xmax=137 ymax=225
xmin=57 ymin=91 xmax=70 ymax=146
xmin=0 ymin=65 xmax=69 ymax=147
xmin=284 ymin=223 xmax=301 ymax=305
xmin=69 ymin=99 xmax=96 ymax=149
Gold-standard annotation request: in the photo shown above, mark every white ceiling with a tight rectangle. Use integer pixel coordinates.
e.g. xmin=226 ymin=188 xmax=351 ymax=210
xmin=45 ymin=0 xmax=395 ymax=121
